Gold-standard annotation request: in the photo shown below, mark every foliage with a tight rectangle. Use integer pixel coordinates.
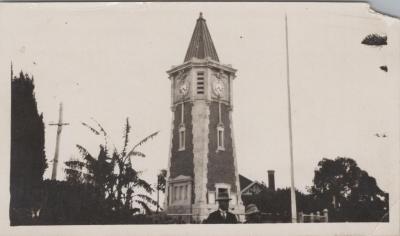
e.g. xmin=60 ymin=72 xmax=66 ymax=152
xmin=155 ymin=169 xmax=167 ymax=212
xmin=241 ymin=157 xmax=388 ymax=222
xmin=64 ymin=118 xmax=159 ymax=220
xmin=10 ymin=71 xmax=47 ymax=225
xmin=157 ymin=169 xmax=167 ymax=193
xmin=310 ymin=157 xmax=389 ymax=222
xmin=242 ymin=186 xmax=324 ymax=222
xmin=361 ymin=34 xmax=387 ymax=46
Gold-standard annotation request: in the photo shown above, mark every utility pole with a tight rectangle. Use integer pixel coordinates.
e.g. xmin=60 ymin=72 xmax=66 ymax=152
xmin=11 ymin=61 xmax=13 ymax=80
xmin=49 ymin=103 xmax=69 ymax=180
xmin=285 ymin=14 xmax=297 ymax=223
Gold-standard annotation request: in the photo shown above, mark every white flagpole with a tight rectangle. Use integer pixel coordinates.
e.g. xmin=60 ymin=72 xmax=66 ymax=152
xmin=285 ymin=13 xmax=297 ymax=223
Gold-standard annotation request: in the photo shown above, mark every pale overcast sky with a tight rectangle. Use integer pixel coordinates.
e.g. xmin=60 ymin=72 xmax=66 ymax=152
xmin=0 ymin=2 xmax=399 ymax=200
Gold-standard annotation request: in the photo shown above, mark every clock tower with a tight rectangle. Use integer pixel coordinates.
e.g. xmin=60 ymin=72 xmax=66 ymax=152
xmin=164 ymin=13 xmax=244 ymax=222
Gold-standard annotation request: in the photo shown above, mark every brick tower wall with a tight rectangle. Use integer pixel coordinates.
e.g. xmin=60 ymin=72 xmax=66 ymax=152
xmin=206 ymin=102 xmax=237 ymax=192
xmin=169 ymin=102 xmax=194 ymax=179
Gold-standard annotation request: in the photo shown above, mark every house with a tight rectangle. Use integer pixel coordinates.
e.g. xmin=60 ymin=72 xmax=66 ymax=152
xmin=239 ymin=175 xmax=265 ymax=196
xmin=239 ymin=170 xmax=276 ymax=196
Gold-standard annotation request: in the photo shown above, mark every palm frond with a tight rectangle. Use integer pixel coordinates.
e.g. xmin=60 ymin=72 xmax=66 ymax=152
xmin=84 ymin=153 xmax=97 ymax=164
xmin=128 ymin=131 xmax=159 ymax=156
xmin=123 ymin=167 xmax=139 ymax=182
xmin=133 ymin=178 xmax=154 ymax=194
xmin=76 ymin=144 xmax=97 ymax=171
xmin=82 ymin=172 xmax=95 ymax=183
xmin=76 ymin=144 xmax=91 ymax=157
xmin=81 ymin=122 xmax=100 ymax=135
xmin=121 ymin=118 xmax=131 ymax=157
xmin=89 ymin=118 xmax=119 ymax=152
xmin=64 ymin=168 xmax=84 ymax=176
xmin=134 ymin=194 xmax=157 ymax=206
xmin=65 ymin=160 xmax=85 ymax=169
xmin=90 ymin=117 xmax=108 ymax=136
xmin=124 ymin=151 xmax=146 ymax=163
xmin=134 ymin=200 xmax=152 ymax=215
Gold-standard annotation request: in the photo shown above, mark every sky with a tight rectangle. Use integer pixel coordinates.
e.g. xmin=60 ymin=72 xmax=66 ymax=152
xmin=0 ymin=2 xmax=399 ymax=201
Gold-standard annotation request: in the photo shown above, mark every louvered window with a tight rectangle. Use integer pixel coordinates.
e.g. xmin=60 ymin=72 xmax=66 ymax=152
xmin=197 ymin=72 xmax=205 ymax=94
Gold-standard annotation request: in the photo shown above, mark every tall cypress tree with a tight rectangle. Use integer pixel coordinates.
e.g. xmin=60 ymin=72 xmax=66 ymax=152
xmin=10 ymin=70 xmax=47 ymax=225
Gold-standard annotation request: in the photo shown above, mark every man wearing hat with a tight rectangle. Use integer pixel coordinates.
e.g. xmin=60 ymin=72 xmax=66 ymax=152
xmin=244 ymin=204 xmax=262 ymax=223
xmin=204 ymin=191 xmax=238 ymax=224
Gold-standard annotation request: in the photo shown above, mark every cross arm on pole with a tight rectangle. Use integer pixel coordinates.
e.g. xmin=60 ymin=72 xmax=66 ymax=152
xmin=49 ymin=122 xmax=70 ymax=126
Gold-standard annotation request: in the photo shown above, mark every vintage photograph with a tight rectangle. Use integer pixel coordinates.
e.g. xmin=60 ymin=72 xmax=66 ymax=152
xmin=1 ymin=1 xmax=399 ymax=235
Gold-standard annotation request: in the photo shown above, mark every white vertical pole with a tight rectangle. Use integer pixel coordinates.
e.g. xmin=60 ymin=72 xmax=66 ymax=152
xmin=181 ymin=102 xmax=184 ymax=124
xmin=51 ymin=103 xmax=63 ymax=180
xmin=285 ymin=14 xmax=297 ymax=223
xmin=11 ymin=61 xmax=13 ymax=80
xmin=218 ymin=99 xmax=222 ymax=124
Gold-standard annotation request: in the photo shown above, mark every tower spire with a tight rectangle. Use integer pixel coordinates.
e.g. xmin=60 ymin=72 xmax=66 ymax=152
xmin=184 ymin=13 xmax=219 ymax=62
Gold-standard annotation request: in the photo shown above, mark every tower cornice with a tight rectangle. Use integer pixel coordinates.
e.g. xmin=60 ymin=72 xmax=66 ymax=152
xmin=167 ymin=58 xmax=237 ymax=78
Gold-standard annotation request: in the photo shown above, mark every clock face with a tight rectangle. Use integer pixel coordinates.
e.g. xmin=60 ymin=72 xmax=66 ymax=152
xmin=213 ymin=79 xmax=224 ymax=96
xmin=178 ymin=79 xmax=189 ymax=96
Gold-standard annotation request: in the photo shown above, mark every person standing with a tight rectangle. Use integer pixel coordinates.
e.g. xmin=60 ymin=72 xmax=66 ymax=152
xmin=204 ymin=192 xmax=238 ymax=224
xmin=244 ymin=204 xmax=262 ymax=223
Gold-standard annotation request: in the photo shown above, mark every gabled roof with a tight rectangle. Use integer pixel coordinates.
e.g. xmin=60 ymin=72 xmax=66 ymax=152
xmin=239 ymin=174 xmax=253 ymax=191
xmin=184 ymin=13 xmax=219 ymax=62
xmin=239 ymin=174 xmax=267 ymax=194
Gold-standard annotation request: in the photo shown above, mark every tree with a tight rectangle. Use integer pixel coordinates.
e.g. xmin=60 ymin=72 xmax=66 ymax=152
xmin=242 ymin=186 xmax=322 ymax=223
xmin=39 ymin=179 xmax=105 ymax=225
xmin=156 ymin=169 xmax=167 ymax=212
xmin=64 ymin=118 xmax=159 ymax=221
xmin=10 ymin=71 xmax=47 ymax=225
xmin=157 ymin=169 xmax=167 ymax=193
xmin=310 ymin=157 xmax=388 ymax=222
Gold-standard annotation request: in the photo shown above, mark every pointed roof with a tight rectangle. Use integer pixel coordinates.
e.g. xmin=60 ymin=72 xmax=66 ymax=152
xmin=239 ymin=174 xmax=253 ymax=191
xmin=184 ymin=12 xmax=219 ymax=62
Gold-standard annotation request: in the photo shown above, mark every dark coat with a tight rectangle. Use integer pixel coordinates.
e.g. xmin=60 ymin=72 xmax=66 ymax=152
xmin=204 ymin=210 xmax=238 ymax=224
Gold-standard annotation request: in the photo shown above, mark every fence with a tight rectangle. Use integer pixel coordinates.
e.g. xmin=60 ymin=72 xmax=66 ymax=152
xmin=299 ymin=209 xmax=329 ymax=223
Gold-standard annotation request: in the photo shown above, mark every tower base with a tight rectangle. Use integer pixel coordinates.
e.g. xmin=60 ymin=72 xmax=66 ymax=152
xmin=166 ymin=203 xmax=245 ymax=223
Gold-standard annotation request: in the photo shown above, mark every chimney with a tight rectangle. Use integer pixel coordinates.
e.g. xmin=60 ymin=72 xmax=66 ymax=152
xmin=267 ymin=170 xmax=275 ymax=191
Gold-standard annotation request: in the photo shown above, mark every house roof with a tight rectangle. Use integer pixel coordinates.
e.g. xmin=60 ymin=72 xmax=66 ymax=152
xmin=239 ymin=174 xmax=268 ymax=194
xmin=184 ymin=13 xmax=219 ymax=62
xmin=239 ymin=174 xmax=253 ymax=191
